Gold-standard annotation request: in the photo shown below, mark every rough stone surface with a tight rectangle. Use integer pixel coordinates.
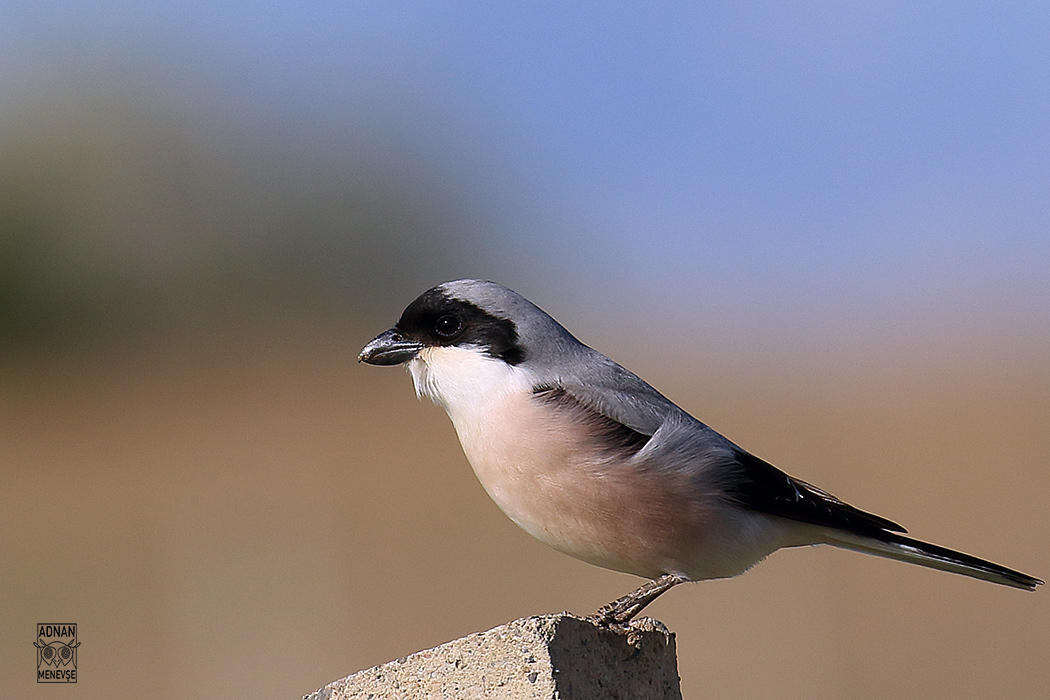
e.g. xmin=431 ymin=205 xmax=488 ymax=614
xmin=304 ymin=613 xmax=682 ymax=700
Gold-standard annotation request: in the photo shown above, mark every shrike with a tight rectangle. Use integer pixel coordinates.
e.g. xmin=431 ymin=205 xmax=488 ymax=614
xmin=359 ymin=279 xmax=1041 ymax=623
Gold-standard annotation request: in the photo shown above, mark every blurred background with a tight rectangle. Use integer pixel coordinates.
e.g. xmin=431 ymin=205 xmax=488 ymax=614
xmin=1 ymin=2 xmax=1048 ymax=698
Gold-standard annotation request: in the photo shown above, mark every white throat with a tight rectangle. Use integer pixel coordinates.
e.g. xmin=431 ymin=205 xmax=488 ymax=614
xmin=408 ymin=345 xmax=532 ymax=420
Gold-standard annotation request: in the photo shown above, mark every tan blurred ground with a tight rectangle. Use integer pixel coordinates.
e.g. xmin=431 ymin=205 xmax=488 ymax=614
xmin=1 ymin=322 xmax=1046 ymax=700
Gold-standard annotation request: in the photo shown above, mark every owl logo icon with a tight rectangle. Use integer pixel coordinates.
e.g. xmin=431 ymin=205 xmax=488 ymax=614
xmin=35 ymin=624 xmax=78 ymax=683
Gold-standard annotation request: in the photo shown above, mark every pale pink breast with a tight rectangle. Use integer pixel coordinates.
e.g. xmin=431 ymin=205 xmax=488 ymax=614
xmin=452 ymin=390 xmax=732 ymax=579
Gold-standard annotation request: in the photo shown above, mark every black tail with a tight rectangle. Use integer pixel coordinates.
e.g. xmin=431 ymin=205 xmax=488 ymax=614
xmin=824 ymin=529 xmax=1042 ymax=591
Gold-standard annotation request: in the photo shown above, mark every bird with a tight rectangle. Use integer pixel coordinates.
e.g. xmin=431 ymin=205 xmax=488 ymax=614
xmin=358 ymin=279 xmax=1042 ymax=624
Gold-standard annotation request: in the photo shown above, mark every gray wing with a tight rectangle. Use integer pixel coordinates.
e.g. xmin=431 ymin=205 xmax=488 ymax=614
xmin=542 ymin=350 xmax=680 ymax=436
xmin=534 ymin=350 xmax=907 ymax=537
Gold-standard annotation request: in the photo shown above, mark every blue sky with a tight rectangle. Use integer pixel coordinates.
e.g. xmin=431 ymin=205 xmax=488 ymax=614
xmin=2 ymin=1 xmax=1048 ymax=347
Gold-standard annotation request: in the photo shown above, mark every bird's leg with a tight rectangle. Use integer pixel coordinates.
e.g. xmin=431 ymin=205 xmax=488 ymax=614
xmin=589 ymin=573 xmax=690 ymax=626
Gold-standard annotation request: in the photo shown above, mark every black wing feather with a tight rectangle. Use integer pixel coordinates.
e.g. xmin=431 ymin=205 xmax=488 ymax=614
xmin=726 ymin=448 xmax=907 ymax=537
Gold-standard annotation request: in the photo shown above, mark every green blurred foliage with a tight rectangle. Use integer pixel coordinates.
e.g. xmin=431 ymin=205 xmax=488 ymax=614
xmin=0 ymin=82 xmax=488 ymax=355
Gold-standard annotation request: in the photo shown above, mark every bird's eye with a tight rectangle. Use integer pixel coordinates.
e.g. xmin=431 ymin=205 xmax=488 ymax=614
xmin=434 ymin=314 xmax=461 ymax=338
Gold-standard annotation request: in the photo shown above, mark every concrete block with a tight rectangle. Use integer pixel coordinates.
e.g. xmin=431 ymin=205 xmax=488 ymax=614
xmin=305 ymin=613 xmax=682 ymax=700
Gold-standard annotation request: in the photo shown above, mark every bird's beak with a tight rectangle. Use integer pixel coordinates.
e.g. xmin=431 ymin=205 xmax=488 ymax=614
xmin=358 ymin=328 xmax=424 ymax=365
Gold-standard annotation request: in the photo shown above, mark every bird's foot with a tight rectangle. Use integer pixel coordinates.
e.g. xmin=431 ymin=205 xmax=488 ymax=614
xmin=588 ymin=573 xmax=689 ymax=627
